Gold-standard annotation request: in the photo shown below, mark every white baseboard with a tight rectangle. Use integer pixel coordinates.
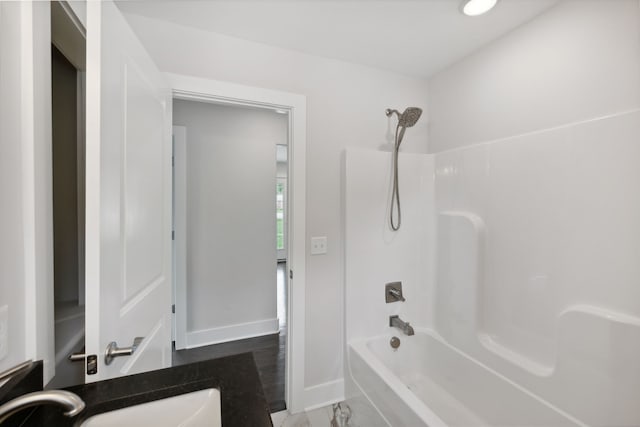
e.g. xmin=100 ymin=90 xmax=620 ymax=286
xmin=304 ymin=378 xmax=345 ymax=411
xmin=186 ymin=317 xmax=279 ymax=349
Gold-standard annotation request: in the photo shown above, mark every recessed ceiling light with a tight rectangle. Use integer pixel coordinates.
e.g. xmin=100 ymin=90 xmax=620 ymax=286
xmin=461 ymin=0 xmax=498 ymax=16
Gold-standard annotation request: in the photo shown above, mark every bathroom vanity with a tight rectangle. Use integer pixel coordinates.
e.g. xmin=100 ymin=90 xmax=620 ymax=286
xmin=0 ymin=353 xmax=272 ymax=427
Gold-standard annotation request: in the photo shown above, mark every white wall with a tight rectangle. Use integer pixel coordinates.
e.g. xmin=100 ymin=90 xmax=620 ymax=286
xmin=428 ymin=0 xmax=640 ymax=153
xmin=122 ymin=12 xmax=429 ymax=396
xmin=0 ymin=1 xmax=27 ymax=372
xmin=0 ymin=1 xmax=55 ymax=383
xmin=173 ymin=100 xmax=286 ymax=346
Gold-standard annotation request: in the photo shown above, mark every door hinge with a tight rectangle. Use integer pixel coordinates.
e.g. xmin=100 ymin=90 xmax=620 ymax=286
xmin=172 ymin=304 xmax=175 ymax=314
xmin=289 ymin=270 xmax=293 ymax=279
xmin=172 ymin=156 xmax=175 ymax=167
xmin=172 ymin=230 xmax=175 ymax=240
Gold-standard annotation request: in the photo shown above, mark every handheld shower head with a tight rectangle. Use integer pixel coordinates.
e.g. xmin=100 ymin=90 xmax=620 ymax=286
xmin=385 ymin=107 xmax=423 ymax=128
xmin=398 ymin=107 xmax=422 ymax=128
xmin=385 ymin=106 xmax=423 ymax=231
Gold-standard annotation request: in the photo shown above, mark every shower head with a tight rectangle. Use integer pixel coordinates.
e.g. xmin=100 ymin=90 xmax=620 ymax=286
xmin=386 ymin=107 xmax=423 ymax=128
xmin=385 ymin=107 xmax=423 ymax=232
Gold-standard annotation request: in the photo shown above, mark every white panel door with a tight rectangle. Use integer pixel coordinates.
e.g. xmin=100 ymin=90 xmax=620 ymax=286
xmin=85 ymin=0 xmax=172 ymax=382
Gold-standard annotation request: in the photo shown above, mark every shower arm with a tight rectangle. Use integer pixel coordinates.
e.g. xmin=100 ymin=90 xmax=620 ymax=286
xmin=385 ymin=109 xmax=401 ymax=120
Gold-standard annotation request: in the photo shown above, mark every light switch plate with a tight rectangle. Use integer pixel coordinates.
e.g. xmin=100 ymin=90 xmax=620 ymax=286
xmin=311 ymin=236 xmax=328 ymax=255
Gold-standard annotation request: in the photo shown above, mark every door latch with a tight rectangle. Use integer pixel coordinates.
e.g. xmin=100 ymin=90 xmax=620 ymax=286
xmin=87 ymin=355 xmax=97 ymax=375
xmin=69 ymin=352 xmax=98 ymax=375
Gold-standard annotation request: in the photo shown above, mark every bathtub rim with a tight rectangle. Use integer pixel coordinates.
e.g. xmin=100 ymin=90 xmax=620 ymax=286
xmin=348 ymin=328 xmax=586 ymax=427
xmin=348 ymin=331 xmax=448 ymax=427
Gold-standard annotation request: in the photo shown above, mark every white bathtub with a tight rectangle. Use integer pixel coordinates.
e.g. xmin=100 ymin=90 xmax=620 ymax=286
xmin=348 ymin=330 xmax=583 ymax=427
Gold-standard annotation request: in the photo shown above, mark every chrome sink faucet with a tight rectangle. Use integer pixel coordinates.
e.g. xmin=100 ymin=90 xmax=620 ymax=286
xmin=0 ymin=360 xmax=85 ymax=423
xmin=389 ymin=315 xmax=415 ymax=336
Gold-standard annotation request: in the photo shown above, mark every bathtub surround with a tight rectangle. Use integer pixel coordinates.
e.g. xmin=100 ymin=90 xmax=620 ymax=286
xmin=424 ymin=4 xmax=640 ymax=424
xmin=345 ymin=111 xmax=640 ymax=426
xmin=430 ymin=110 xmax=640 ymax=426
xmin=344 ymin=2 xmax=640 ymax=424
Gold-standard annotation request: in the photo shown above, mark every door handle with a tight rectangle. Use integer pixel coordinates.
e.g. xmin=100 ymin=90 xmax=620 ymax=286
xmin=104 ymin=337 xmax=144 ymax=366
xmin=68 ymin=353 xmax=85 ymax=362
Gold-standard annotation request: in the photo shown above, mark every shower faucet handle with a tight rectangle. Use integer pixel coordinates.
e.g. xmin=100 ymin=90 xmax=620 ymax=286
xmin=385 ymin=282 xmax=405 ymax=303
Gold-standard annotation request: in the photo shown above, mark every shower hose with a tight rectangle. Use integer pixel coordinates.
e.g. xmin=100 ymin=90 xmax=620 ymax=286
xmin=390 ymin=124 xmax=406 ymax=231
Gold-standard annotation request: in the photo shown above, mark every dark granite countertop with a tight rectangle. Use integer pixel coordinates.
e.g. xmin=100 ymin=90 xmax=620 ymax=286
xmin=22 ymin=352 xmax=272 ymax=427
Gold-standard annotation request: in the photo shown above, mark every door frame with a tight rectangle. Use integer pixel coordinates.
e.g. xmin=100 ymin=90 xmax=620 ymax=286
xmin=166 ymin=72 xmax=307 ymax=414
xmin=172 ymin=125 xmax=187 ymax=347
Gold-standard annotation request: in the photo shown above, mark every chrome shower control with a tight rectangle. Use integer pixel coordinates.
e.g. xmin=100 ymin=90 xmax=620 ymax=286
xmin=386 ymin=282 xmax=405 ymax=303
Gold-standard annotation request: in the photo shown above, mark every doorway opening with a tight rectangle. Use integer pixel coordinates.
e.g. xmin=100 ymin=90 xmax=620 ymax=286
xmin=171 ymin=99 xmax=290 ymax=412
xmin=47 ymin=0 xmax=86 ymax=389
xmin=276 ymin=143 xmax=288 ymax=341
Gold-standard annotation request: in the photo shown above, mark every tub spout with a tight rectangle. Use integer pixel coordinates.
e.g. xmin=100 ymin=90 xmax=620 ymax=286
xmin=0 ymin=390 xmax=85 ymax=423
xmin=389 ymin=315 xmax=415 ymax=336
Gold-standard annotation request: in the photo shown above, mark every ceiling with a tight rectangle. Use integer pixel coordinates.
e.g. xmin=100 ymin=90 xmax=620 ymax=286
xmin=117 ymin=0 xmax=560 ymax=78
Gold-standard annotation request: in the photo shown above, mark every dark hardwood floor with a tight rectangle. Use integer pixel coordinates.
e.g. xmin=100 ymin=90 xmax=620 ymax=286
xmin=172 ymin=262 xmax=287 ymax=413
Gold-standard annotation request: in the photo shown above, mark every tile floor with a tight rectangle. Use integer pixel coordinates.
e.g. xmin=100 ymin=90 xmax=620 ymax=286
xmin=271 ymin=404 xmax=340 ymax=427
xmin=271 ymin=398 xmax=387 ymax=427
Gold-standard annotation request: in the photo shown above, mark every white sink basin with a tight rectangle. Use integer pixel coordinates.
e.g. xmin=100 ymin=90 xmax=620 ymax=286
xmin=81 ymin=388 xmax=221 ymax=427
